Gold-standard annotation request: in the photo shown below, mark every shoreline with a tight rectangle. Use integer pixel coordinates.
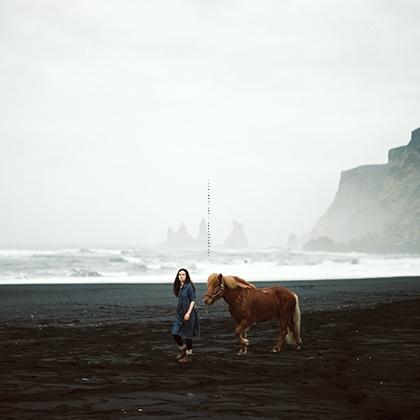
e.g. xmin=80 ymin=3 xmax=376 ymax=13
xmin=1 ymin=276 xmax=420 ymax=327
xmin=1 ymin=274 xmax=419 ymax=285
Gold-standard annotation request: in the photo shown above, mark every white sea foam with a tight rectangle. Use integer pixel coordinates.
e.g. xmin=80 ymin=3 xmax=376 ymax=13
xmin=0 ymin=248 xmax=419 ymax=284
xmin=120 ymin=256 xmax=144 ymax=264
xmin=0 ymin=248 xmax=122 ymax=258
xmin=0 ymin=248 xmax=81 ymax=257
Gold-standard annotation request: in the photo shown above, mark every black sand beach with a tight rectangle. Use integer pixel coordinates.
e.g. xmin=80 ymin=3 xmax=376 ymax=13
xmin=1 ymin=277 xmax=420 ymax=419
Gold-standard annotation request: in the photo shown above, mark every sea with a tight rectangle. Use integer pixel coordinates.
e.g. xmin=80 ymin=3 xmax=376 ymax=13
xmin=1 ymin=247 xmax=419 ymax=285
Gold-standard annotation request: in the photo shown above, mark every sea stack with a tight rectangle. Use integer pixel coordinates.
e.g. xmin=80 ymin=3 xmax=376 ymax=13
xmin=224 ymin=221 xmax=249 ymax=248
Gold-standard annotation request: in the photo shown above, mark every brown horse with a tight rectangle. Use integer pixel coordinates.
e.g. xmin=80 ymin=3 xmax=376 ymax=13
xmin=203 ymin=273 xmax=302 ymax=355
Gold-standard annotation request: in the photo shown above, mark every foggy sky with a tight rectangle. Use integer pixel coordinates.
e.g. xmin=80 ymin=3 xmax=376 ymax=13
xmin=1 ymin=0 xmax=420 ymax=248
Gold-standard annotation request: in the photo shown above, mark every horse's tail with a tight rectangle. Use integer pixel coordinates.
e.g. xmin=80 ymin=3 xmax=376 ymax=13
xmin=286 ymin=292 xmax=302 ymax=347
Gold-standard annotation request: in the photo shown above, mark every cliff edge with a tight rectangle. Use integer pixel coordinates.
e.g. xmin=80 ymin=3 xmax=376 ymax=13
xmin=309 ymin=128 xmax=420 ymax=253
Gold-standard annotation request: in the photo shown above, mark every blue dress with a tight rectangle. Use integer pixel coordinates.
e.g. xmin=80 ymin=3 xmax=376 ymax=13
xmin=171 ymin=283 xmax=200 ymax=339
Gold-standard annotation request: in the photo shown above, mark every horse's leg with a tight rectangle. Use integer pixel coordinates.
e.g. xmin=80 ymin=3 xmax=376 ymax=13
xmin=271 ymin=316 xmax=288 ymax=353
xmin=290 ymin=320 xmax=302 ymax=349
xmin=235 ymin=319 xmax=252 ymax=356
xmin=242 ymin=326 xmax=251 ymax=352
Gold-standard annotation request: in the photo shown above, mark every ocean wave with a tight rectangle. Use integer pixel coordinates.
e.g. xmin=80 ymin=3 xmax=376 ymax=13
xmin=160 ymin=263 xmax=180 ymax=270
xmin=120 ymin=256 xmax=143 ymax=264
xmin=0 ymin=248 xmax=122 ymax=258
xmin=97 ymin=271 xmax=129 ymax=277
xmin=80 ymin=248 xmax=122 ymax=256
xmin=114 ymin=256 xmax=149 ymax=270
xmin=0 ymin=249 xmax=81 ymax=258
xmin=109 ymin=257 xmax=126 ymax=263
xmin=69 ymin=268 xmax=102 ymax=278
xmin=1 ymin=248 xmax=419 ymax=284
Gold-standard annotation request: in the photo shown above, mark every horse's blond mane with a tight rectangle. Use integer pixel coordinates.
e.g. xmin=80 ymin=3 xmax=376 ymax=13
xmin=223 ymin=275 xmax=256 ymax=290
xmin=207 ymin=273 xmax=257 ymax=290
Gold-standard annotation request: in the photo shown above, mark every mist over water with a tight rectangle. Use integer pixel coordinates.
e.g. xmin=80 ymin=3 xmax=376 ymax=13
xmin=0 ymin=248 xmax=419 ymax=285
xmin=2 ymin=2 xmax=420 ymax=250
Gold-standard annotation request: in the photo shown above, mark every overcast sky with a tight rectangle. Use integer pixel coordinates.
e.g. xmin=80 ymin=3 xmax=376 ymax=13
xmin=1 ymin=0 xmax=419 ymax=248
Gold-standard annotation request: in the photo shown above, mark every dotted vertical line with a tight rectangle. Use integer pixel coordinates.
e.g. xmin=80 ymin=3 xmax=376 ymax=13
xmin=207 ymin=180 xmax=211 ymax=258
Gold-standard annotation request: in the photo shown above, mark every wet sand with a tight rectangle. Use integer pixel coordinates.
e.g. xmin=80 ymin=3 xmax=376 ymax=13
xmin=1 ymin=280 xmax=420 ymax=419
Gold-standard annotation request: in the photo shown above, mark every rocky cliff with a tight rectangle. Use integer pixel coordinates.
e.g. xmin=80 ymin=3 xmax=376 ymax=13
xmin=309 ymin=128 xmax=420 ymax=253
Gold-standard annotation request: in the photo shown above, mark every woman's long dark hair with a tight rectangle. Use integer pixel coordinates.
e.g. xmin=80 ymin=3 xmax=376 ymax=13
xmin=173 ymin=268 xmax=195 ymax=297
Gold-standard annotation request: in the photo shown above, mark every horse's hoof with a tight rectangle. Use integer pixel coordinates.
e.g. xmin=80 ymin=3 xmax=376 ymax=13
xmin=271 ymin=348 xmax=281 ymax=353
xmin=237 ymin=347 xmax=248 ymax=356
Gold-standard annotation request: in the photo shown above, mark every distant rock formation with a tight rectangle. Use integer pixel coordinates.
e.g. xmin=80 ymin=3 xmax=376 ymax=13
xmin=302 ymin=236 xmax=347 ymax=252
xmin=287 ymin=233 xmax=299 ymax=249
xmin=161 ymin=223 xmax=196 ymax=250
xmin=306 ymin=127 xmax=420 ymax=253
xmin=161 ymin=219 xmax=207 ymax=250
xmin=224 ymin=221 xmax=249 ymax=248
xmin=161 ymin=219 xmax=250 ymax=250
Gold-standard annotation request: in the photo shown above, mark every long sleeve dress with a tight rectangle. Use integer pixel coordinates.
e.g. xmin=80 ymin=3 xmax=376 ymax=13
xmin=171 ymin=283 xmax=200 ymax=339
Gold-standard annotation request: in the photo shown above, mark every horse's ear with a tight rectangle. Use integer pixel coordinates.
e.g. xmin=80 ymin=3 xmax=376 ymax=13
xmin=218 ymin=273 xmax=223 ymax=282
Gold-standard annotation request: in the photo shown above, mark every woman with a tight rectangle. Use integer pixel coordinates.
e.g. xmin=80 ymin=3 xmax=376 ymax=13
xmin=171 ymin=268 xmax=200 ymax=363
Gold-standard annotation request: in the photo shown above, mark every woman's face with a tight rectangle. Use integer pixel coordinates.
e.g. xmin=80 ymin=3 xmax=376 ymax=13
xmin=178 ymin=270 xmax=187 ymax=282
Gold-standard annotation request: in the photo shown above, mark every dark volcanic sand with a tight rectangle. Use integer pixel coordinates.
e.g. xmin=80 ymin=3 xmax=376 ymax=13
xmin=1 ymin=280 xmax=420 ymax=419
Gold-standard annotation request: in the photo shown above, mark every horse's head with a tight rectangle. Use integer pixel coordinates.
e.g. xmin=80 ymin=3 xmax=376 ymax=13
xmin=203 ymin=273 xmax=224 ymax=305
